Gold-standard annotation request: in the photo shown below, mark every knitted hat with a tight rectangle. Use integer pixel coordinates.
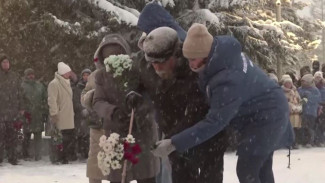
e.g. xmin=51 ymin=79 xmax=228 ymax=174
xmin=301 ymin=73 xmax=314 ymax=87
xmin=58 ymin=62 xmax=71 ymax=75
xmin=81 ymin=68 xmax=91 ymax=76
xmin=143 ymin=27 xmax=179 ymax=62
xmin=182 ymin=23 xmax=213 ymax=59
xmin=314 ymin=71 xmax=323 ymax=78
xmin=281 ymin=74 xmax=292 ymax=84
xmin=24 ymin=68 xmax=35 ymax=76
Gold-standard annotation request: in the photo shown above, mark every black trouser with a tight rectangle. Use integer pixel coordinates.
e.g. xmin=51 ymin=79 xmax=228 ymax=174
xmin=237 ymin=152 xmax=274 ymax=183
xmin=77 ymin=134 xmax=90 ymax=159
xmin=111 ymin=177 xmax=156 ymax=183
xmin=60 ymin=129 xmax=76 ymax=161
xmin=315 ymin=114 xmax=325 ymax=145
xmin=0 ymin=121 xmax=18 ymax=163
xmin=169 ymin=130 xmax=228 ymax=183
xmin=301 ymin=115 xmax=316 ymax=145
xmin=23 ymin=131 xmax=42 ymax=159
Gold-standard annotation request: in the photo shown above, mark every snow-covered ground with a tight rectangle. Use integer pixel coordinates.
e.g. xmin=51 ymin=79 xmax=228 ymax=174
xmin=1 ymin=148 xmax=325 ymax=183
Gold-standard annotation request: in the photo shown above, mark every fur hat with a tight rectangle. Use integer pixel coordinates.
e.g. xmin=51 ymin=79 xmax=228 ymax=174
xmin=24 ymin=68 xmax=35 ymax=76
xmin=182 ymin=23 xmax=213 ymax=59
xmin=142 ymin=27 xmax=179 ymax=63
xmin=301 ymin=73 xmax=314 ymax=87
xmin=57 ymin=62 xmax=71 ymax=75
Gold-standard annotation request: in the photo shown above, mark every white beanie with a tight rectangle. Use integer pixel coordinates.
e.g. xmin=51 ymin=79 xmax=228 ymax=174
xmin=314 ymin=71 xmax=323 ymax=79
xmin=281 ymin=74 xmax=292 ymax=84
xmin=58 ymin=62 xmax=71 ymax=75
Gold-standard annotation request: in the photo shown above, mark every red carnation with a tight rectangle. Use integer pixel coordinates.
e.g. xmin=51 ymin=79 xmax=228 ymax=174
xmin=131 ymin=144 xmax=142 ymax=155
xmin=123 ymin=141 xmax=130 ymax=150
xmin=56 ymin=144 xmax=63 ymax=151
xmin=13 ymin=121 xmax=23 ymax=130
xmin=130 ymin=157 xmax=139 ymax=165
xmin=124 ymin=152 xmax=134 ymax=161
xmin=24 ymin=112 xmax=31 ymax=124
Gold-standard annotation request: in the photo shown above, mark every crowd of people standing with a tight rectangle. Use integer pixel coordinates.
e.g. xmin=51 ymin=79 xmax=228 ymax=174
xmin=269 ymin=62 xmax=325 ymax=148
xmin=0 ymin=53 xmax=92 ymax=165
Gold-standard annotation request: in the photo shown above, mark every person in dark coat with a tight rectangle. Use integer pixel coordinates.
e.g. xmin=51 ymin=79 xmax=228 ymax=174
xmin=92 ymin=34 xmax=160 ymax=183
xmin=151 ymin=23 xmax=294 ymax=183
xmin=298 ymin=66 xmax=312 ymax=87
xmin=0 ymin=54 xmax=23 ymax=165
xmin=21 ymin=68 xmax=48 ymax=161
xmin=285 ymin=71 xmax=299 ymax=87
xmin=135 ymin=3 xmax=229 ymax=183
xmin=312 ymin=60 xmax=320 ymax=76
xmin=73 ymin=68 xmax=91 ymax=160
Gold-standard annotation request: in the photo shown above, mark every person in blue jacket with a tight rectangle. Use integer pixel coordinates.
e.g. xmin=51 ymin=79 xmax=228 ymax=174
xmin=151 ymin=23 xmax=294 ymax=183
xmin=298 ymin=73 xmax=321 ymax=146
xmin=314 ymin=71 xmax=325 ymax=146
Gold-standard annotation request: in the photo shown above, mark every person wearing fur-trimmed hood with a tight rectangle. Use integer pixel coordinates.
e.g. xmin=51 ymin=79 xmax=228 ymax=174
xmin=92 ymin=34 xmax=160 ymax=183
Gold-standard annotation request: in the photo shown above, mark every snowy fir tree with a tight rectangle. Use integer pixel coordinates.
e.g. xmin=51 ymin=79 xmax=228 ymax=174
xmin=0 ymin=0 xmax=323 ymax=79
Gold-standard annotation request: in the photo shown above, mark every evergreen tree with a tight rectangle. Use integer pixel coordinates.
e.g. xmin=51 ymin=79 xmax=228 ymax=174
xmin=0 ymin=0 xmax=322 ymax=81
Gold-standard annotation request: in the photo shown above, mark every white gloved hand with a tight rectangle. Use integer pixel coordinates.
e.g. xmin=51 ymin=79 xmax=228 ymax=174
xmin=151 ymin=139 xmax=176 ymax=157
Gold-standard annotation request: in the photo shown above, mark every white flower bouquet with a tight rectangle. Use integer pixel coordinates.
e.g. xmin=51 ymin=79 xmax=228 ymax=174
xmin=97 ymin=133 xmax=141 ymax=176
xmin=104 ymin=54 xmax=133 ymax=91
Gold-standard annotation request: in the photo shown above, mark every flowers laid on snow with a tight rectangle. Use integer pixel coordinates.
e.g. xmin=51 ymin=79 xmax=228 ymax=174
xmin=97 ymin=133 xmax=141 ymax=176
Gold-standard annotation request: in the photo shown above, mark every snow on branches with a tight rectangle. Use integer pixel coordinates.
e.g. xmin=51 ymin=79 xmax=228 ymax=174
xmin=88 ymin=0 xmax=138 ymax=26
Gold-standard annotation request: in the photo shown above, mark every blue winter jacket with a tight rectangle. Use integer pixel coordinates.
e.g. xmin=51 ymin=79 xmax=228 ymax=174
xmin=171 ymin=36 xmax=294 ymax=156
xmin=298 ymin=87 xmax=321 ymax=117
xmin=137 ymin=2 xmax=187 ymax=41
xmin=317 ymin=86 xmax=325 ymax=103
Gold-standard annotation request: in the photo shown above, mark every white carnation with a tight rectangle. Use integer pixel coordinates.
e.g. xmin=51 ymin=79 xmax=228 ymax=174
xmin=109 ymin=133 xmax=120 ymax=140
xmin=111 ymin=160 xmax=122 ymax=170
xmin=116 ymin=152 xmax=124 ymax=160
xmin=103 ymin=156 xmax=112 ymax=168
xmin=103 ymin=143 xmax=113 ymax=153
xmin=97 ymin=151 xmax=105 ymax=161
xmin=99 ymin=135 xmax=107 ymax=147
xmin=106 ymin=137 xmax=117 ymax=147
xmin=126 ymin=134 xmax=135 ymax=143
xmin=107 ymin=151 xmax=117 ymax=159
xmin=101 ymin=167 xmax=111 ymax=176
xmin=116 ymin=144 xmax=124 ymax=152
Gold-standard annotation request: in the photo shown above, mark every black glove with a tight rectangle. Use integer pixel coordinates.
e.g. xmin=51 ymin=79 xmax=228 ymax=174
xmin=111 ymin=108 xmax=129 ymax=122
xmin=125 ymin=91 xmax=143 ymax=110
xmin=109 ymin=108 xmax=130 ymax=134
